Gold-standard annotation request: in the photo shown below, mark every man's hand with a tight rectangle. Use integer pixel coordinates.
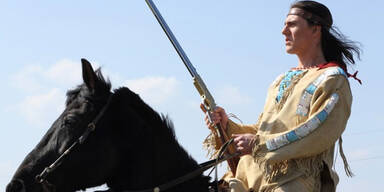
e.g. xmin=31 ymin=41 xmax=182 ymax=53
xmin=232 ymin=134 xmax=258 ymax=155
xmin=200 ymin=104 xmax=229 ymax=131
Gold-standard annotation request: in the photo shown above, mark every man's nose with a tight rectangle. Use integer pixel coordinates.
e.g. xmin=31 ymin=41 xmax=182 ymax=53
xmin=281 ymin=25 xmax=289 ymax=36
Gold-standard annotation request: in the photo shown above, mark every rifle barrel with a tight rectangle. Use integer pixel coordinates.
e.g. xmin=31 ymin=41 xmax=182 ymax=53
xmin=145 ymin=0 xmax=197 ymax=77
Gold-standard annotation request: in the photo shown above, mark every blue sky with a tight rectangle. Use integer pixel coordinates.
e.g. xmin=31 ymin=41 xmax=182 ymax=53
xmin=1 ymin=0 xmax=383 ymax=191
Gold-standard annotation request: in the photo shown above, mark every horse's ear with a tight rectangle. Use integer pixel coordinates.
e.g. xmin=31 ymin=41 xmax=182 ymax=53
xmin=81 ymin=58 xmax=98 ymax=91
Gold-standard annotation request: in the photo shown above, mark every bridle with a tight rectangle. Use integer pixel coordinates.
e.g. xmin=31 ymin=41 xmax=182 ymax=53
xmin=35 ymin=93 xmax=114 ymax=189
xmin=34 ymin=92 xmax=239 ymax=192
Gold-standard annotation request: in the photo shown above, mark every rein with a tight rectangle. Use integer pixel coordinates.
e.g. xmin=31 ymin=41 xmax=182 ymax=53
xmin=123 ymin=139 xmax=240 ymax=192
xmin=35 ymin=94 xmax=113 ymax=186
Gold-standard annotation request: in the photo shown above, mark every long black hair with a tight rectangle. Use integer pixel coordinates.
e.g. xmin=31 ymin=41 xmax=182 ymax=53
xmin=291 ymin=1 xmax=361 ymax=69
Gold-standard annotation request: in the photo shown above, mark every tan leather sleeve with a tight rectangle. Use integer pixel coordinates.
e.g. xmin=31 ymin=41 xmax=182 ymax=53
xmin=226 ymin=115 xmax=261 ymax=137
xmin=209 ymin=115 xmax=260 ymax=153
xmin=259 ymin=76 xmax=352 ymax=163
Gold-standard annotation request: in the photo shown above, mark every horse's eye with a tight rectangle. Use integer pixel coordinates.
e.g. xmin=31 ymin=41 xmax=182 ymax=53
xmin=63 ymin=119 xmax=73 ymax=127
xmin=63 ymin=115 xmax=76 ymax=127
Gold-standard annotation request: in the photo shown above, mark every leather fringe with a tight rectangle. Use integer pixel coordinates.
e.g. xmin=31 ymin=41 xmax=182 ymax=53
xmin=203 ymin=133 xmax=221 ymax=159
xmin=252 ymin=146 xmax=327 ymax=183
xmin=338 ymin=136 xmax=354 ymax=177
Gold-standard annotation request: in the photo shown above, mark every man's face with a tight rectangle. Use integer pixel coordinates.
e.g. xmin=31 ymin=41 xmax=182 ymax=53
xmin=282 ymin=13 xmax=318 ymax=55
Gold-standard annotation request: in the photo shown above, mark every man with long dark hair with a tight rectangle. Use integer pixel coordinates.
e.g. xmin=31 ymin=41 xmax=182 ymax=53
xmin=203 ymin=1 xmax=361 ymax=191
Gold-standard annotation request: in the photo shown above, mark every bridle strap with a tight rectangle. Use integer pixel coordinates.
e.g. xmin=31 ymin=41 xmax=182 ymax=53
xmin=35 ymin=94 xmax=113 ymax=184
xmin=79 ymin=94 xmax=113 ymax=144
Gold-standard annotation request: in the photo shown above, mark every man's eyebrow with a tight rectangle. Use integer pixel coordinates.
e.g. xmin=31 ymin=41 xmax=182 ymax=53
xmin=284 ymin=20 xmax=296 ymax=25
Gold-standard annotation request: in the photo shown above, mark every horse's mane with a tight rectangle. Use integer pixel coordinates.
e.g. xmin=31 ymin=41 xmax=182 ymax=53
xmin=112 ymin=87 xmax=179 ymax=141
xmin=113 ymin=87 xmax=200 ymax=169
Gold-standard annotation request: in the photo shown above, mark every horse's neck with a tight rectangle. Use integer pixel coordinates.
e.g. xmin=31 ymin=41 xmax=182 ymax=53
xmin=150 ymin=136 xmax=210 ymax=192
xmin=119 ymin=89 xmax=201 ymax=177
xmin=113 ymin=123 xmax=209 ymax=191
xmin=114 ymin=89 xmax=209 ymax=191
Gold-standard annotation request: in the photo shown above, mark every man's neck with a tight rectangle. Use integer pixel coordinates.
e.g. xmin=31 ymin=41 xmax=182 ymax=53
xmin=296 ymin=46 xmax=326 ymax=68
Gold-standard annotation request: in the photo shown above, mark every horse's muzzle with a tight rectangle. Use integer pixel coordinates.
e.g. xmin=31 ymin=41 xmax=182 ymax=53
xmin=6 ymin=179 xmax=26 ymax=192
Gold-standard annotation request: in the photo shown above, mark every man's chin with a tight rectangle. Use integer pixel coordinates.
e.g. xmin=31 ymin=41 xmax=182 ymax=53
xmin=285 ymin=48 xmax=295 ymax=54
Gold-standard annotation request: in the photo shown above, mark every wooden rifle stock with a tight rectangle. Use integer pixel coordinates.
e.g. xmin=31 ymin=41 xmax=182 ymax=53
xmin=215 ymin=123 xmax=239 ymax=176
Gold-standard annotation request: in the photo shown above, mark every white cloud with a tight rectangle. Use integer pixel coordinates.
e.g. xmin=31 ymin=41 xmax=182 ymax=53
xmin=44 ymin=59 xmax=103 ymax=87
xmin=11 ymin=65 xmax=45 ymax=92
xmin=11 ymin=59 xmax=87 ymax=93
xmin=9 ymin=59 xmax=84 ymax=128
xmin=17 ymin=88 xmax=65 ymax=128
xmin=44 ymin=59 xmax=83 ymax=86
xmin=124 ymin=76 xmax=179 ymax=105
xmin=10 ymin=59 xmax=179 ymax=128
xmin=216 ymin=85 xmax=252 ymax=106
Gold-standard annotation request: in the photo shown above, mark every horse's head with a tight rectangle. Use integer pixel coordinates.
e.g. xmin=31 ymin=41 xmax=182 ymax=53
xmin=7 ymin=59 xmax=115 ymax=192
xmin=8 ymin=59 xmax=212 ymax=192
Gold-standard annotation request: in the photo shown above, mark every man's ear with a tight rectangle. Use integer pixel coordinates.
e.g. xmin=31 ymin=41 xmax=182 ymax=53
xmin=81 ymin=58 xmax=98 ymax=91
xmin=312 ymin=25 xmax=321 ymax=34
xmin=311 ymin=25 xmax=322 ymax=41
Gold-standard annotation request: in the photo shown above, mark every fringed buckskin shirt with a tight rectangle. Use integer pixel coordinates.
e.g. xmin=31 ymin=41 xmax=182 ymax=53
xmin=204 ymin=66 xmax=352 ymax=192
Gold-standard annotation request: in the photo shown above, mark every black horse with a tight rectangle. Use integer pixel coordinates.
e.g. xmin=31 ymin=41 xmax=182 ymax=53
xmin=6 ymin=59 xmax=211 ymax=192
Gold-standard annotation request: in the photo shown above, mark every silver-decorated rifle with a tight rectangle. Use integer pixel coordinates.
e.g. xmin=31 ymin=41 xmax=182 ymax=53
xmin=145 ymin=0 xmax=239 ymax=175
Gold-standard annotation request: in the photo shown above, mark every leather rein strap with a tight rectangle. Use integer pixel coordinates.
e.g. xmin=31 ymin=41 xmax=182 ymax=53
xmin=123 ymin=139 xmax=240 ymax=192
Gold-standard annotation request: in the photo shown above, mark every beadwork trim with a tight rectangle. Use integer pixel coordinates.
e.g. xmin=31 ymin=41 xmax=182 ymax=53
xmin=266 ymin=93 xmax=339 ymax=151
xmin=296 ymin=67 xmax=346 ymax=116
xmin=276 ymin=70 xmax=304 ymax=102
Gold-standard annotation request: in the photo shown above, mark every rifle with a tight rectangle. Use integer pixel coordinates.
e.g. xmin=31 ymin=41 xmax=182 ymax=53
xmin=145 ymin=0 xmax=239 ymax=175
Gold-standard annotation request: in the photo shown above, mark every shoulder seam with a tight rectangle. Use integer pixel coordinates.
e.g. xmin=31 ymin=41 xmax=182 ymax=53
xmin=296 ymin=67 xmax=345 ymax=117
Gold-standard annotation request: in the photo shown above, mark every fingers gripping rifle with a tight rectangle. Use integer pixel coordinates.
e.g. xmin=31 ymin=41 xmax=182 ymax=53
xmin=145 ymin=0 xmax=239 ymax=175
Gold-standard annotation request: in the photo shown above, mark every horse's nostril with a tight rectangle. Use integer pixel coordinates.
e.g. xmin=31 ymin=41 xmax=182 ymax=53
xmin=6 ymin=179 xmax=25 ymax=192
